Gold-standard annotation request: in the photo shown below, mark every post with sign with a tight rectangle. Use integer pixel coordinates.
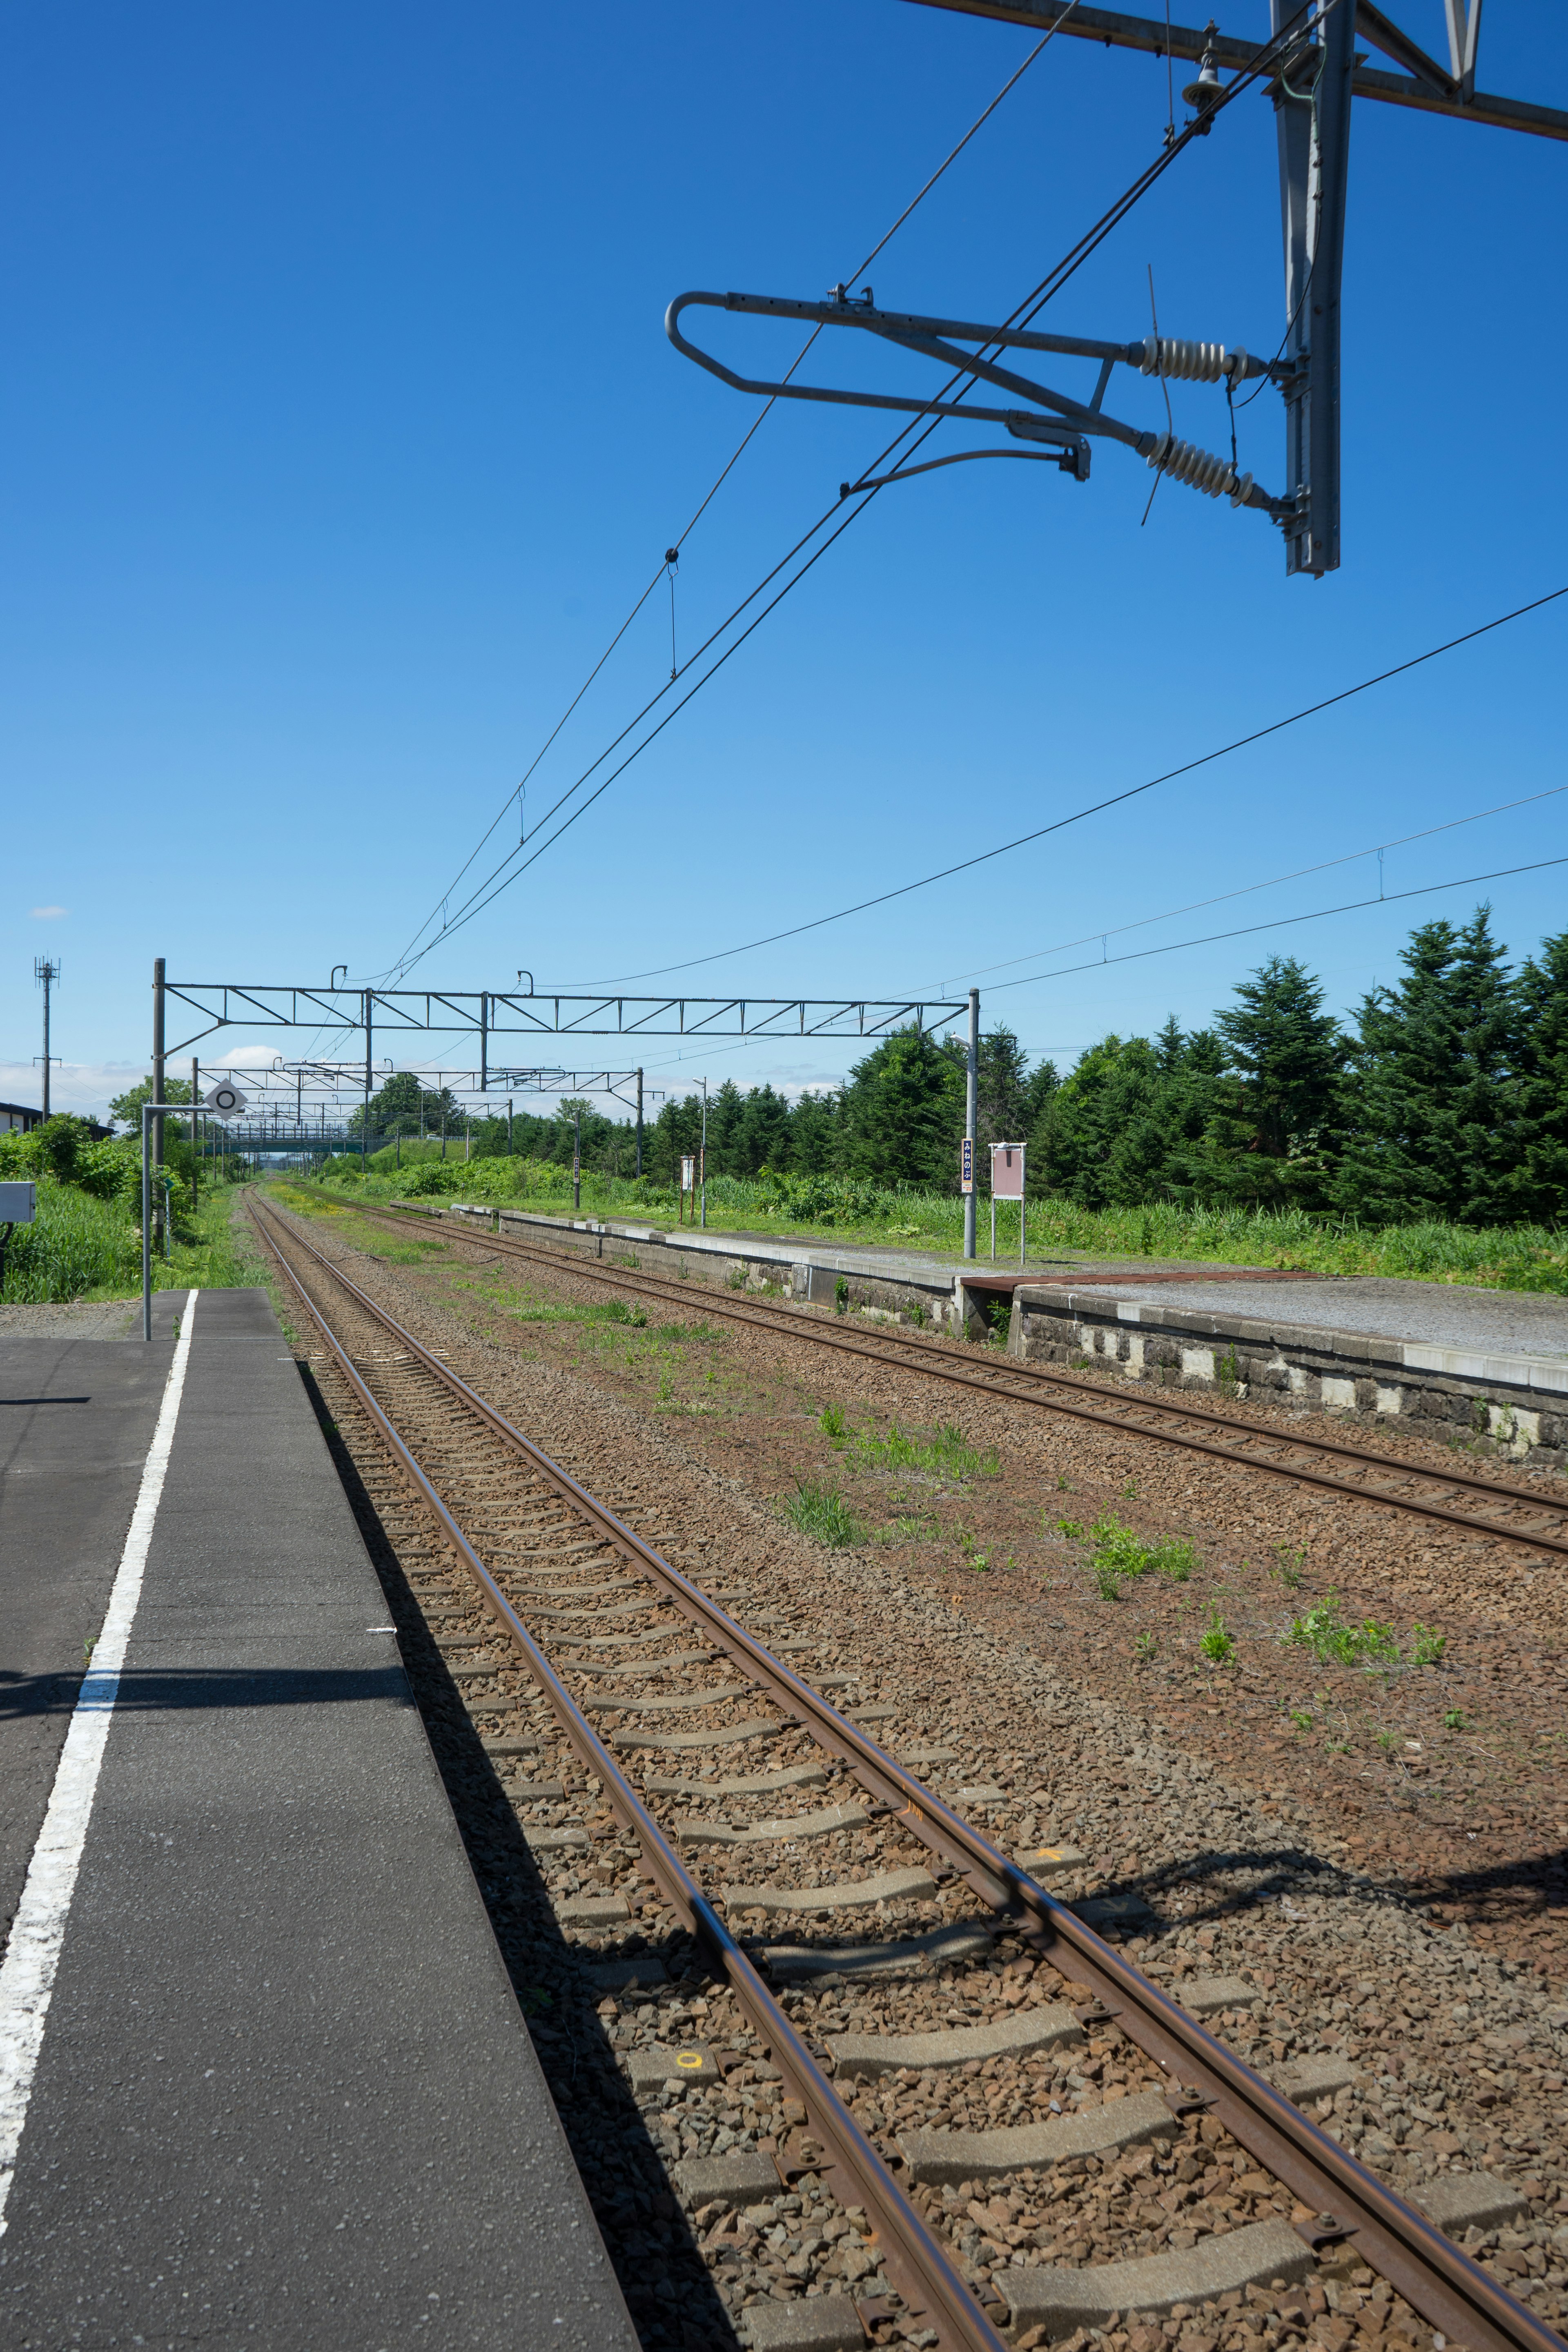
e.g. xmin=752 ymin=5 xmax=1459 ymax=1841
xmin=990 ymin=1141 xmax=1026 ymax=1266
xmin=679 ymin=1154 xmax=696 ymax=1225
xmin=140 ymin=1082 xmax=247 ymax=1339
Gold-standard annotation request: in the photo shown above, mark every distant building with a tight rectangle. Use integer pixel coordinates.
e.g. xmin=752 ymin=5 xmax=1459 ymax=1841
xmin=0 ymin=1104 xmax=110 ymax=1139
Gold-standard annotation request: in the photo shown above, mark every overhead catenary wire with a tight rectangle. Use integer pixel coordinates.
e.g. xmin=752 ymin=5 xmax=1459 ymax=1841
xmin=386 ymin=0 xmax=1351 ymax=983
xmin=933 ymin=779 xmax=1568 ymax=990
xmin=984 ymin=852 xmax=1568 ymax=995
xmin=558 ymin=580 xmax=1568 ymax=986
xmin=381 ymin=11 xmax=1080 ymax=990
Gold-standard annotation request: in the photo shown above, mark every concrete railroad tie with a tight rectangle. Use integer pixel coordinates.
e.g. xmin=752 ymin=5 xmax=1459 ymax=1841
xmin=614 ymin=1718 xmax=779 ymax=1752
xmin=743 ymin=2301 xmax=866 ymax=2352
xmin=678 ymin=1802 xmax=869 ymax=1848
xmin=999 ymin=2216 xmax=1313 ymax=2334
xmin=643 ymin=1763 xmax=829 ymax=1798
xmin=898 ymin=2086 xmax=1176 ymax=2185
xmin=556 ymin=1893 xmax=631 ymax=1925
xmin=725 ymin=1867 xmax=937 ymax=1917
xmin=827 ymin=2000 xmax=1081 ymax=2077
xmin=524 ymin=1598 xmax=657 ymax=1621
xmin=512 ymin=1578 xmax=643 ymax=1601
xmin=578 ymin=1624 xmax=696 ymax=1649
xmin=566 ymin=1650 xmax=717 ymax=1677
xmin=588 ymin=1684 xmax=755 ymax=1713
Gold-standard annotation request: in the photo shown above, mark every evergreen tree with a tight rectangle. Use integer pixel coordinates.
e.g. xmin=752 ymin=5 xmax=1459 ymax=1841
xmin=1172 ymin=959 xmax=1344 ymax=1207
xmin=1334 ymin=908 xmax=1520 ymax=1224
xmin=839 ymin=1026 xmax=964 ymax=1188
xmin=734 ymin=1084 xmax=794 ymax=1176
xmin=1506 ymin=928 xmax=1568 ymax=1223
xmin=788 ymin=1089 xmax=840 ymax=1175
xmin=976 ymin=1025 xmax=1033 ymax=1171
xmin=1033 ymin=1029 xmax=1221 ymax=1208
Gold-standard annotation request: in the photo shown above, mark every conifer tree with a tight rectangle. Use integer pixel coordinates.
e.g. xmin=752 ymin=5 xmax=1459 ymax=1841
xmin=1506 ymin=928 xmax=1568 ymax=1223
xmin=1334 ymin=907 xmax=1519 ymax=1223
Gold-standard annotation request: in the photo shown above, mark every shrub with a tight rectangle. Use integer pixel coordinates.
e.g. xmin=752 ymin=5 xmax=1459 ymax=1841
xmin=782 ymin=1479 xmax=864 ymax=1548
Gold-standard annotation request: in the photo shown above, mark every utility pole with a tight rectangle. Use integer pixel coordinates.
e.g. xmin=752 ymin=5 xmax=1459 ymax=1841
xmin=699 ymin=1078 xmax=708 ymax=1231
xmin=964 ymin=989 xmax=979 ymax=1263
xmin=573 ymin=1105 xmax=581 ymax=1212
xmin=34 ymin=958 xmax=60 ymax=1119
xmin=507 ymin=1097 xmax=514 ymax=1156
xmin=151 ymin=957 xmax=166 ymax=1249
xmin=191 ymin=1057 xmax=199 ymax=1206
xmin=635 ymin=1067 xmax=644 ymax=1178
xmin=362 ymin=990 xmax=373 ymax=1174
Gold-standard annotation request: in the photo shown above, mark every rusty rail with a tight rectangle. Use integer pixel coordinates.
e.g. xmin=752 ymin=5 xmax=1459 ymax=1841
xmin=255 ymin=1190 xmax=1564 ymax=2352
xmin=310 ymin=1189 xmax=1568 ymax=1561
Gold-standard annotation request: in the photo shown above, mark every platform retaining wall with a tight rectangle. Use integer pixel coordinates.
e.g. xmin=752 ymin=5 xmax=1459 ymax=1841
xmin=402 ymin=1200 xmax=1009 ymax=1336
xmin=1006 ymin=1284 xmax=1568 ymax=1469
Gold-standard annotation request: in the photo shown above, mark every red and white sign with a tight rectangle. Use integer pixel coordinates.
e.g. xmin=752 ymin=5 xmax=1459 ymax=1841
xmin=990 ymin=1142 xmax=1026 ymax=1199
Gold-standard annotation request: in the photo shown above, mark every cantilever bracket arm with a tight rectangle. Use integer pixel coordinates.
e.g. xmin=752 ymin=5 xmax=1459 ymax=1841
xmin=666 ymin=287 xmax=1295 ymax=523
xmin=666 ymin=289 xmax=1092 ymax=439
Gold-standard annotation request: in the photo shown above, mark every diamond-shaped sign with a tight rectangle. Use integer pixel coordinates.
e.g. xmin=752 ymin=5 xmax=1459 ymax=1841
xmin=203 ymin=1080 xmax=248 ymax=1118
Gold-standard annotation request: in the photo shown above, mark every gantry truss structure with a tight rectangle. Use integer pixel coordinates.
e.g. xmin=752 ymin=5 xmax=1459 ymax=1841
xmin=670 ymin=0 xmax=1561 ymax=577
xmin=159 ymin=978 xmax=969 ymax=1074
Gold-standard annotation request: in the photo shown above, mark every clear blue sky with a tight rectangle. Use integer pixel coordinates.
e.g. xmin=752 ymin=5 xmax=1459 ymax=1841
xmin=3 ymin=1 xmax=1565 ymax=1121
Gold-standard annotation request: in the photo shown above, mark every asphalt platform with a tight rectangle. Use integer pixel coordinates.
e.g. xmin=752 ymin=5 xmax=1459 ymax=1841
xmin=0 ymin=1287 xmax=635 ymax=2350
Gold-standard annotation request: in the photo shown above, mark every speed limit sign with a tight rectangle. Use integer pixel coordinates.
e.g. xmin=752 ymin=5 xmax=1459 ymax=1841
xmin=203 ymin=1080 xmax=249 ymax=1118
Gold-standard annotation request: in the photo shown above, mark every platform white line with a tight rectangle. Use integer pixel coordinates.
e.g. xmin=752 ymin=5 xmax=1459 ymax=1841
xmin=0 ymin=1287 xmax=200 ymax=2235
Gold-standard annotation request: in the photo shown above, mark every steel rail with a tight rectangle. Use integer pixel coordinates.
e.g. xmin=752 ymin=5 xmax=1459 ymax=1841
xmin=248 ymin=1193 xmax=1009 ymax=2352
xmin=323 ymin=1191 xmax=1568 ymax=1559
xmin=253 ymin=1192 xmax=1563 ymax=2352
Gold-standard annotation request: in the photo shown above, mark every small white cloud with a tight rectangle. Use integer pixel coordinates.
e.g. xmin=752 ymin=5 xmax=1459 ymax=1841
xmin=29 ymin=905 xmax=68 ymax=920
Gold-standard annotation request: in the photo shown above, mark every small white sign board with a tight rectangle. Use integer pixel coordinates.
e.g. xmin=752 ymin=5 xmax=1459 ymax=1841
xmin=990 ymin=1143 xmax=1026 ymax=1199
xmin=203 ymin=1080 xmax=249 ymax=1118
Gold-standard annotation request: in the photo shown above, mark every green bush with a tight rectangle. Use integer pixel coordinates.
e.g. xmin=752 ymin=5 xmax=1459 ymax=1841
xmin=0 ymin=1182 xmax=142 ymax=1303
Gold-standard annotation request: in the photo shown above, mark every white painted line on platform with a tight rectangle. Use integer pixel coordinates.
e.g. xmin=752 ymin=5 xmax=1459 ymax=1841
xmin=0 ymin=1287 xmax=201 ymax=2236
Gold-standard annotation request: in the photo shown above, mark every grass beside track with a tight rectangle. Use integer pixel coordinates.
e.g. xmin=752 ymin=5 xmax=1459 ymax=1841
xmin=291 ymin=1169 xmax=1568 ymax=1293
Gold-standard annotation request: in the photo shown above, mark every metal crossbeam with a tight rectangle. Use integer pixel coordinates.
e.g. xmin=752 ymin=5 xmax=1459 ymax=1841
xmin=161 ymin=980 xmax=967 ymax=1061
xmin=899 ymin=0 xmax=1567 ymax=138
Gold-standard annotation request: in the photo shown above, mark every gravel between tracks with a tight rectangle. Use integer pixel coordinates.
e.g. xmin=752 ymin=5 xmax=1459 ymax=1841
xmin=256 ymin=1197 xmax=1568 ymax=2352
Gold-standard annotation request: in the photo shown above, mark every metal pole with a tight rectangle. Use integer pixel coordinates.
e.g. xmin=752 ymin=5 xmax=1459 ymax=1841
xmin=964 ymin=988 xmax=978 ymax=1262
xmin=573 ymin=1106 xmax=581 ymax=1212
xmin=991 ymin=1194 xmax=996 ymax=1262
xmin=362 ymin=991 xmax=372 ymax=1172
xmin=635 ymin=1067 xmax=643 ymax=1178
xmin=36 ymin=960 xmax=58 ymax=1120
xmin=191 ymin=1058 xmax=199 ymax=1206
xmin=152 ymin=957 xmax=166 ymax=1247
xmin=480 ymin=993 xmax=488 ymax=1094
xmin=142 ymin=1106 xmax=152 ymax=1341
xmin=507 ymin=1097 xmax=514 ymax=1156
xmin=700 ymin=1080 xmax=708 ymax=1230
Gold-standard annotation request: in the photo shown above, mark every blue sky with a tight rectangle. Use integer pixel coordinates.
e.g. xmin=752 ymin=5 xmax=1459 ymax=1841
xmin=3 ymin=1 xmax=1565 ymax=1123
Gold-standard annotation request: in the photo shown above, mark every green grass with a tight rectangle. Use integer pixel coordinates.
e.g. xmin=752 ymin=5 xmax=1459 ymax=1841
xmin=0 ymin=1178 xmax=254 ymax=1303
xmin=852 ymin=1418 xmax=999 ymax=1481
xmin=1283 ymin=1592 xmax=1403 ymax=1667
xmin=782 ymin=1479 xmax=865 ymax=1548
xmin=1084 ymin=1515 xmax=1196 ymax=1581
xmin=1198 ymin=1604 xmax=1236 ymax=1665
xmin=289 ymin=1170 xmax=1568 ymax=1293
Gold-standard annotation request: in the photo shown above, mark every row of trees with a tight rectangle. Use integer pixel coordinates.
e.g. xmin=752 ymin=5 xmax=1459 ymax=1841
xmin=320 ymin=907 xmax=1568 ymax=1225
xmin=644 ymin=909 xmax=1568 ymax=1223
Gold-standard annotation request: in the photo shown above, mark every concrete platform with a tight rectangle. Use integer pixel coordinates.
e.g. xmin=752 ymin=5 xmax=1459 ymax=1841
xmin=0 ymin=1287 xmax=635 ymax=2349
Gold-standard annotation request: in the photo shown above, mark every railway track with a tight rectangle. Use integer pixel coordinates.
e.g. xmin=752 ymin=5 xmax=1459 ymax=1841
xmin=249 ymin=1189 xmax=1562 ymax=2352
xmin=292 ymin=1187 xmax=1568 ymax=1564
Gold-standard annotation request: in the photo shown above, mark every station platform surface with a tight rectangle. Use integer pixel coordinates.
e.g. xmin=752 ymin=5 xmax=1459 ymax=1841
xmin=0 ymin=1286 xmax=635 ymax=2350
xmin=1044 ymin=1272 xmax=1568 ymax=1368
